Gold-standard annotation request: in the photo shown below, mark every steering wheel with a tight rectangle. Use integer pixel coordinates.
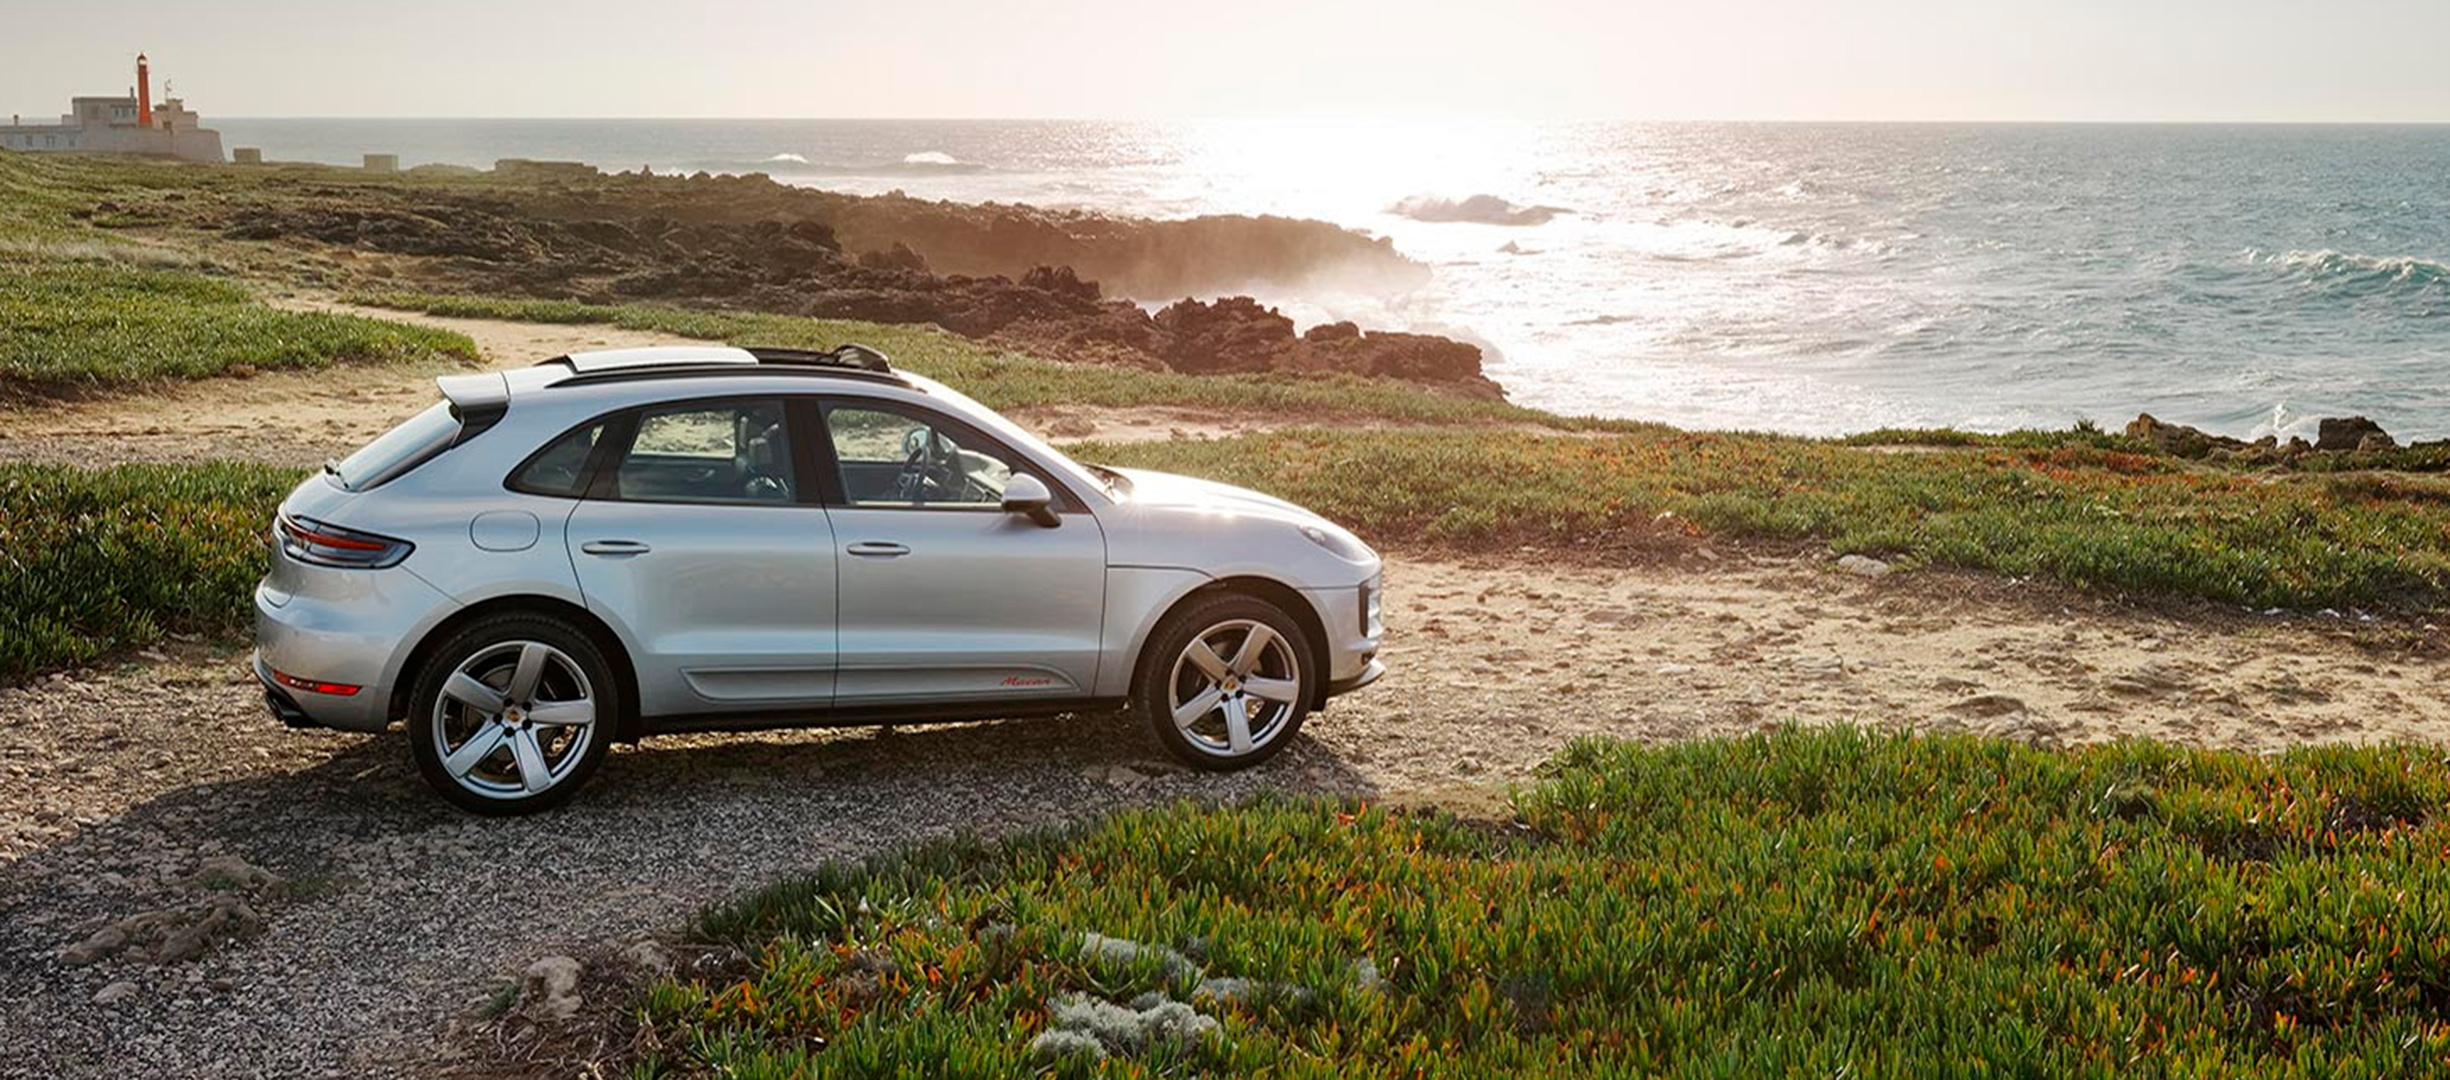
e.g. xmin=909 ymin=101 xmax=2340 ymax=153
xmin=894 ymin=427 xmax=957 ymax=501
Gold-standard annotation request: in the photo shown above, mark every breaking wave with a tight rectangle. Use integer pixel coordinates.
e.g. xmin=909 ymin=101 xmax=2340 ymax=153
xmin=712 ymin=151 xmax=989 ymax=176
xmin=2247 ymin=249 xmax=2449 ymax=296
xmin=1390 ymin=194 xmax=1568 ymax=226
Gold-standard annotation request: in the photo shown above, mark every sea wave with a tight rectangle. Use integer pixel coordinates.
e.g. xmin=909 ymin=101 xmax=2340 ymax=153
xmin=2246 ymin=249 xmax=2450 ymax=294
xmin=1635 ymin=217 xmax=1887 ymax=262
xmin=1390 ymin=194 xmax=1567 ymax=226
xmin=707 ymin=151 xmax=989 ymax=176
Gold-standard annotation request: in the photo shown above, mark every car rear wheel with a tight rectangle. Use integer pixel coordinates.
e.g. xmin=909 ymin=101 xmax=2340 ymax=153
xmin=408 ymin=614 xmax=617 ymax=815
xmin=1137 ymin=594 xmax=1312 ymax=770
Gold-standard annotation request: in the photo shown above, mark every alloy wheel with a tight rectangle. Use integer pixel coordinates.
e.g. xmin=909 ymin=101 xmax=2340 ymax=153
xmin=1167 ymin=618 xmax=1302 ymax=757
xmin=429 ymin=641 xmax=597 ymax=800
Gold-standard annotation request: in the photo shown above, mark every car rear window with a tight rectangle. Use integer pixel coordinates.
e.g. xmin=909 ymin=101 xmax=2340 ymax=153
xmin=330 ymin=403 xmax=461 ymax=492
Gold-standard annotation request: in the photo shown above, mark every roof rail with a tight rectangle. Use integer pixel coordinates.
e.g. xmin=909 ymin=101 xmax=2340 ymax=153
xmin=747 ymin=344 xmax=893 ymax=373
xmin=538 ymin=343 xmax=904 ymax=386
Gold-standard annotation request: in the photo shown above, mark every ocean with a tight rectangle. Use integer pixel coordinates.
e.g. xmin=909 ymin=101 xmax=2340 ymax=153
xmin=211 ymin=118 xmax=2450 ymax=439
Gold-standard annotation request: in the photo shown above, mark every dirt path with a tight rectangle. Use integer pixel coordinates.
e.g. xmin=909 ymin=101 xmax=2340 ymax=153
xmin=4 ymin=302 xmax=2446 ymax=1077
xmin=0 ymin=299 xmax=694 ymax=469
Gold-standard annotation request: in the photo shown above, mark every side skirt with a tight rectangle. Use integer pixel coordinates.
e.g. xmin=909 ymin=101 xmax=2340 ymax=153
xmin=639 ymin=696 xmax=1129 ymax=737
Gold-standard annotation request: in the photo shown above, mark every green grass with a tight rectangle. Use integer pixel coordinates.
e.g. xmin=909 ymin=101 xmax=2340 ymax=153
xmin=0 ymin=462 xmax=302 ymax=682
xmin=347 ymin=290 xmax=1643 ymax=431
xmin=0 ymin=262 xmax=476 ymax=394
xmin=1082 ymin=429 xmax=2450 ymax=610
xmin=628 ymin=728 xmax=2450 ymax=1078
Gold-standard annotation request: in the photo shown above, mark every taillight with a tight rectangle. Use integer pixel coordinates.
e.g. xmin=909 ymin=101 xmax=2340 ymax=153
xmin=276 ymin=513 xmax=414 ymax=569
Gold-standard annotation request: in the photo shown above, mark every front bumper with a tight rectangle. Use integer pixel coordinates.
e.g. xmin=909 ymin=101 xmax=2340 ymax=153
xmin=1302 ymin=575 xmax=1384 ymax=700
xmin=1326 ymin=657 xmax=1386 ymax=697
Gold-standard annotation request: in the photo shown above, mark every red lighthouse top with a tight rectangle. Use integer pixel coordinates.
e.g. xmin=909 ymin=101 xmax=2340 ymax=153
xmin=136 ymin=53 xmax=152 ymax=129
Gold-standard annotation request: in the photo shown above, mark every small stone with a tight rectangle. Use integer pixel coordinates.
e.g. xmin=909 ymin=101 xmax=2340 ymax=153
xmin=1945 ymin=693 xmax=2029 ymax=718
xmin=620 ymin=940 xmax=671 ymax=974
xmin=92 ymin=980 xmax=139 ymax=1006
xmin=520 ymin=955 xmax=584 ymax=1021
xmin=62 ymin=924 xmax=130 ymax=966
xmin=1836 ymin=554 xmax=1893 ymax=578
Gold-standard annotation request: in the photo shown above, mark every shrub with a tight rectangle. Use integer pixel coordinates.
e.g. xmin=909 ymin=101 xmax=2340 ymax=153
xmin=1 ymin=263 xmax=475 ymax=393
xmin=636 ymin=729 xmax=2450 ymax=1077
xmin=0 ymin=462 xmax=302 ymax=681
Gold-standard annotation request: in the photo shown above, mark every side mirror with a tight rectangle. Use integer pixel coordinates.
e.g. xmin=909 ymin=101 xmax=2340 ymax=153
xmin=1001 ymin=474 xmax=1060 ymax=527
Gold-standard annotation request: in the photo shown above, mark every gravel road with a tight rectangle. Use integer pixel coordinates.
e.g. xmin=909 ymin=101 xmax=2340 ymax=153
xmin=0 ymin=653 xmax=1366 ymax=1078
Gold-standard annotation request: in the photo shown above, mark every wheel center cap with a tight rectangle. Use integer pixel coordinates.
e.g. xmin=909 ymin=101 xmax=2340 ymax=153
xmin=1223 ymin=677 xmax=1240 ymax=692
xmin=503 ymin=706 xmax=525 ymax=724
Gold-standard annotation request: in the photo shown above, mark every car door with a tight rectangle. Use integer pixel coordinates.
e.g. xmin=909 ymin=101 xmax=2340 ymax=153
xmin=564 ymin=397 xmax=839 ymax=717
xmin=817 ymin=398 xmax=1108 ymax=704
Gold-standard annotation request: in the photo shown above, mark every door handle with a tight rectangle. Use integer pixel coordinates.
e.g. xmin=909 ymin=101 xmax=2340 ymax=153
xmin=846 ymin=541 xmax=911 ymax=558
xmin=580 ymin=539 xmax=652 ymax=556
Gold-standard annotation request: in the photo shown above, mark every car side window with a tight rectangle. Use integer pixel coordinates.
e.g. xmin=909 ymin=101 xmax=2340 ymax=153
xmin=824 ymin=404 xmax=1014 ymax=508
xmin=506 ymin=421 xmax=606 ymax=498
xmin=613 ymin=401 xmax=795 ymax=505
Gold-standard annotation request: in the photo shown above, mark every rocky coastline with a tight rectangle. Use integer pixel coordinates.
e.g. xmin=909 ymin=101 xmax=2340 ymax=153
xmin=193 ymin=163 xmax=1501 ymax=397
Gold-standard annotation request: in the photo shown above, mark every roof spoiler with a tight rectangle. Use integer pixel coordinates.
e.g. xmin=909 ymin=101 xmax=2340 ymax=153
xmin=436 ymin=372 xmax=511 ymax=443
xmin=437 ymin=371 xmax=510 ymax=413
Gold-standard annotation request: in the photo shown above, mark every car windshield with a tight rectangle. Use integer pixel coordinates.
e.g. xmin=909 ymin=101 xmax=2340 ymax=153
xmin=329 ymin=402 xmax=461 ymax=491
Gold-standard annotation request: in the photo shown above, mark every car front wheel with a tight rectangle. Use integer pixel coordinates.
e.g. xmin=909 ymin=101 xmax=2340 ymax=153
xmin=408 ymin=614 xmax=617 ymax=814
xmin=1137 ymin=594 xmax=1312 ymax=770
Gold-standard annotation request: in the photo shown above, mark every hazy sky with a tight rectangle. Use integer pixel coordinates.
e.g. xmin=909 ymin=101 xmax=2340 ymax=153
xmin=4 ymin=0 xmax=2445 ymax=121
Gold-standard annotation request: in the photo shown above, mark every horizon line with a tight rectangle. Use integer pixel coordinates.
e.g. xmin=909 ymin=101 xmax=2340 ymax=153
xmin=199 ymin=115 xmax=2450 ymax=126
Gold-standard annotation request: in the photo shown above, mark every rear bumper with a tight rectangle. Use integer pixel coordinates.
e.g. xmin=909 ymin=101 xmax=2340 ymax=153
xmin=253 ymin=663 xmax=319 ymax=728
xmin=253 ymin=567 xmax=453 ymax=733
xmin=252 ymin=651 xmax=388 ymax=731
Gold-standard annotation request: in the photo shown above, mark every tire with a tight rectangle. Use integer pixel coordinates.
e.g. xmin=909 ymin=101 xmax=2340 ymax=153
xmin=407 ymin=613 xmax=619 ymax=815
xmin=1135 ymin=593 xmax=1314 ymax=770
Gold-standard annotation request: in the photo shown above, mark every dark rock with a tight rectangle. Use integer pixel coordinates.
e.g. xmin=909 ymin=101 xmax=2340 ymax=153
xmin=2125 ymin=414 xmax=2247 ymax=458
xmin=1020 ymin=265 xmax=1101 ymax=302
xmin=1155 ymin=297 xmax=1299 ymax=374
xmin=2316 ymin=416 xmax=2391 ymax=452
xmin=856 ymin=241 xmax=930 ymax=273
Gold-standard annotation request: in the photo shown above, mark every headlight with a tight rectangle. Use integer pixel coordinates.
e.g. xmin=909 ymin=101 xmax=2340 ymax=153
xmin=1298 ymin=523 xmax=1373 ymax=563
xmin=1361 ymin=575 xmax=1383 ymax=636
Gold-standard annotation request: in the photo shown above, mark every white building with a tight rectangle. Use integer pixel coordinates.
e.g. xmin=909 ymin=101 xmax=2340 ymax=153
xmin=0 ymin=54 xmax=224 ymax=163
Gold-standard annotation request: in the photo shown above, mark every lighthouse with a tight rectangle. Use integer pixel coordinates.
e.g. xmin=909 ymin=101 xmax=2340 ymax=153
xmin=0 ymin=53 xmax=223 ymax=161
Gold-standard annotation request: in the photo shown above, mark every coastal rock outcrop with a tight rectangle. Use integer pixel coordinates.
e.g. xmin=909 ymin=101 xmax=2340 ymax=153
xmin=210 ymin=177 xmax=1499 ymax=395
xmin=1153 ymin=298 xmax=1500 ymax=397
xmin=2125 ymin=413 xmax=2402 ymax=462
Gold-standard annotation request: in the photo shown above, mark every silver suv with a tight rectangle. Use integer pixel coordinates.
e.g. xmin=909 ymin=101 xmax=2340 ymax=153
xmin=254 ymin=345 xmax=1384 ymax=812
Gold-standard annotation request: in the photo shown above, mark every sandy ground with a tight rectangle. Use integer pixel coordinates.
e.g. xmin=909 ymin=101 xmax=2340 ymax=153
xmin=3 ymin=303 xmax=2445 ymax=1077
